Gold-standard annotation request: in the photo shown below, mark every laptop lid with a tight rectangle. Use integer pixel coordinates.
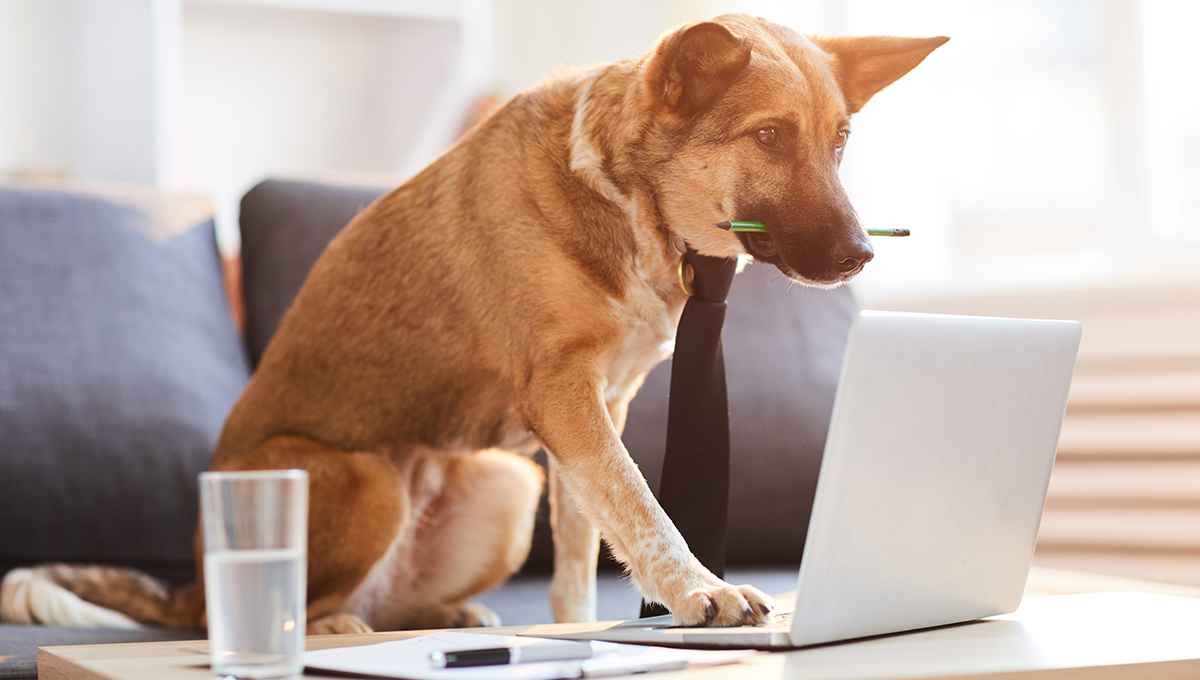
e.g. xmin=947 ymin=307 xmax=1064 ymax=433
xmin=790 ymin=311 xmax=1081 ymax=646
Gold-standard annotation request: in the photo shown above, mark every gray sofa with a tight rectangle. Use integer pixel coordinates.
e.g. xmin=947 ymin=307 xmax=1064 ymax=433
xmin=0 ymin=178 xmax=857 ymax=679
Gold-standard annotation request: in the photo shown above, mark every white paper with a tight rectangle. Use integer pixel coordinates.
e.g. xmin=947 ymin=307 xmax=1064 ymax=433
xmin=302 ymin=631 xmax=752 ymax=680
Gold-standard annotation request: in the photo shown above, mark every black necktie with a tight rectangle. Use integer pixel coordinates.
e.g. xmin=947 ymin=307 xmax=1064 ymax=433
xmin=640 ymin=246 xmax=737 ymax=618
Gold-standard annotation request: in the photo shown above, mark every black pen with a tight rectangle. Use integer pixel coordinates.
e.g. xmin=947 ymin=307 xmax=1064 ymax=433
xmin=430 ymin=641 xmax=595 ymax=668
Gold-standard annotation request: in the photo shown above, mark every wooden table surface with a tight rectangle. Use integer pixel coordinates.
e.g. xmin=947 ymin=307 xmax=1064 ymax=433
xmin=38 ymin=592 xmax=1200 ymax=680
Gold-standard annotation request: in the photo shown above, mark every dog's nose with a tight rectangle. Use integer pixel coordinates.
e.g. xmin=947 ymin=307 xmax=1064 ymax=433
xmin=836 ymin=240 xmax=874 ymax=273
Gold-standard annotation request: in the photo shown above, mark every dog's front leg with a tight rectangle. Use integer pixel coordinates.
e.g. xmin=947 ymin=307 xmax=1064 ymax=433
xmin=525 ymin=366 xmax=773 ymax=627
xmin=548 ymin=398 xmax=633 ymax=623
xmin=548 ymin=456 xmax=599 ymax=622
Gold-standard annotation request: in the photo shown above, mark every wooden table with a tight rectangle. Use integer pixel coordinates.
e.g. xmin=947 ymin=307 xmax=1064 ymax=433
xmin=38 ymin=592 xmax=1200 ymax=680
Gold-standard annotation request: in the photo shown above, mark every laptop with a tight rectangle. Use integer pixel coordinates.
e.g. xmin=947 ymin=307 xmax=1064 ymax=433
xmin=545 ymin=310 xmax=1081 ymax=649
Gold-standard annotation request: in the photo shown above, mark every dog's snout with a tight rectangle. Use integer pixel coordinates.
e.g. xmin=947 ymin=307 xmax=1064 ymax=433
xmin=836 ymin=240 xmax=874 ymax=273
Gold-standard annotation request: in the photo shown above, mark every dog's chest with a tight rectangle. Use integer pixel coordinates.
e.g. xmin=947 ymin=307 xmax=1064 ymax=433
xmin=602 ymin=281 xmax=684 ymax=405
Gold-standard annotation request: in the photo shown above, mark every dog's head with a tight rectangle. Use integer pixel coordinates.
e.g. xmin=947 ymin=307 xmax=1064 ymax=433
xmin=641 ymin=15 xmax=947 ymax=287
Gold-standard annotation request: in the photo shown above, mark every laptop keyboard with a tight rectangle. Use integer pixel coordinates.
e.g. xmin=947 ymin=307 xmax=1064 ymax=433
xmin=659 ymin=608 xmax=794 ymax=631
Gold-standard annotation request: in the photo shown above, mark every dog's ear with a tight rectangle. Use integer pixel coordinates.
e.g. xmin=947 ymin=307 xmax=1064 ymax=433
xmin=812 ymin=35 xmax=949 ymax=114
xmin=653 ymin=22 xmax=752 ymax=116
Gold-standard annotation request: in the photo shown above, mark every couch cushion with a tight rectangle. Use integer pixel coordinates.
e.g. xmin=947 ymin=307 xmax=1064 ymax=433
xmin=0 ymin=181 xmax=250 ymax=584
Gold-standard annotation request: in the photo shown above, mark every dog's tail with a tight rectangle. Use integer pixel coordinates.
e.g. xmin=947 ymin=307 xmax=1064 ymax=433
xmin=0 ymin=564 xmax=203 ymax=629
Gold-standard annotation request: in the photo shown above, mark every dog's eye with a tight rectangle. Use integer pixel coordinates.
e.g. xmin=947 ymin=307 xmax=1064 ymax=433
xmin=756 ymin=127 xmax=780 ymax=147
xmin=835 ymin=130 xmax=849 ymax=150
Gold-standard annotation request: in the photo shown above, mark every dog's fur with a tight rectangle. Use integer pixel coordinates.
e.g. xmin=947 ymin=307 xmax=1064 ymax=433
xmin=1 ymin=15 xmax=945 ymax=632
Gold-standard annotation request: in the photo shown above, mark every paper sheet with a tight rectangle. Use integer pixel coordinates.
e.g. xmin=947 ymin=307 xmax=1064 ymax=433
xmin=303 ymin=631 xmax=752 ymax=680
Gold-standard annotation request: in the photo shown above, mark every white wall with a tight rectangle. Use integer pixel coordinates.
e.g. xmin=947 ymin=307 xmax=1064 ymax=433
xmin=1 ymin=0 xmax=178 ymax=183
xmin=73 ymin=0 xmax=162 ymax=183
xmin=0 ymin=0 xmax=71 ymax=177
xmin=487 ymin=0 xmax=850 ymax=99
xmin=0 ymin=0 xmax=484 ymax=254
xmin=6 ymin=0 xmax=1197 ymax=294
xmin=491 ymin=0 xmax=675 ymax=98
xmin=180 ymin=2 xmax=462 ymax=251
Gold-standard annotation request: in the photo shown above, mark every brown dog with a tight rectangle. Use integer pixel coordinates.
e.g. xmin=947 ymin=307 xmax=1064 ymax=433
xmin=1 ymin=14 xmax=945 ymax=632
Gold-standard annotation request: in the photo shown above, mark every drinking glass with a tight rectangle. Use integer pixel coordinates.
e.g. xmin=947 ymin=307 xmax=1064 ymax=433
xmin=200 ymin=470 xmax=308 ymax=679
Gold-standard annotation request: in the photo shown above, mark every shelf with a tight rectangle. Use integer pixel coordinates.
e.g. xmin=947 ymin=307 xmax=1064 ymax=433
xmin=66 ymin=0 xmax=492 ymax=253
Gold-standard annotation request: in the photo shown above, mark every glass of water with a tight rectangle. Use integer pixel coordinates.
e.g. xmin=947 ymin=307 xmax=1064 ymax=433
xmin=200 ymin=469 xmax=308 ymax=679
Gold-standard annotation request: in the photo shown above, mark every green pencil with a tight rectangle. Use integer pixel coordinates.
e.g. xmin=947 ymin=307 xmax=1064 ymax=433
xmin=713 ymin=220 xmax=910 ymax=237
xmin=866 ymin=227 xmax=911 ymax=237
xmin=713 ymin=220 xmax=770 ymax=233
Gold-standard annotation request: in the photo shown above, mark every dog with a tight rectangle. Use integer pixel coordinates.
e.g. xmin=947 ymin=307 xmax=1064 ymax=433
xmin=1 ymin=14 xmax=945 ymax=633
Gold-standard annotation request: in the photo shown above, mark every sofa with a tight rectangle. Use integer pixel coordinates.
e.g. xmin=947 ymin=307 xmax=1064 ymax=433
xmin=0 ymin=178 xmax=858 ymax=679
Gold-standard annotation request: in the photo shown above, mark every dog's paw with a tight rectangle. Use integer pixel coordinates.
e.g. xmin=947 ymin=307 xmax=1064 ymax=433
xmin=736 ymin=584 xmax=776 ymax=625
xmin=307 ymin=612 xmax=374 ymax=635
xmin=453 ymin=602 xmax=502 ymax=628
xmin=403 ymin=601 xmax=502 ymax=629
xmin=670 ymin=584 xmax=775 ymax=627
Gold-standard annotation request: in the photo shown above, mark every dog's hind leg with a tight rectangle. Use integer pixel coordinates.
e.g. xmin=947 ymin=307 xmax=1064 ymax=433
xmin=350 ymin=449 xmax=543 ymax=631
xmin=213 ymin=435 xmax=410 ymax=634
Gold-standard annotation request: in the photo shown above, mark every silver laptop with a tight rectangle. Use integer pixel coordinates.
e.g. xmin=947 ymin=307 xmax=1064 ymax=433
xmin=547 ymin=310 xmax=1081 ymax=649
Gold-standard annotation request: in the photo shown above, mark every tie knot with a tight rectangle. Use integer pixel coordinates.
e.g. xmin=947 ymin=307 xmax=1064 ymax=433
xmin=684 ymin=247 xmax=737 ymax=302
